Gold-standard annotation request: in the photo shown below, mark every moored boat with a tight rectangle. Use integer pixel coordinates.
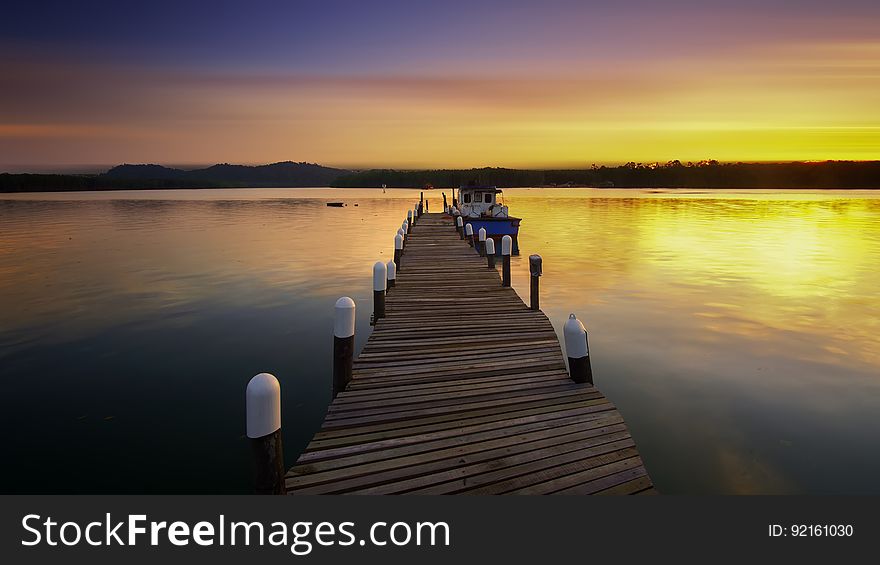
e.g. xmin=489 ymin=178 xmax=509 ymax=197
xmin=452 ymin=185 xmax=521 ymax=254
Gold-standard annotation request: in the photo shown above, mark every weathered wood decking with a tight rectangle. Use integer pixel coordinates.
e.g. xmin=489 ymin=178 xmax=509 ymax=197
xmin=286 ymin=212 xmax=654 ymax=494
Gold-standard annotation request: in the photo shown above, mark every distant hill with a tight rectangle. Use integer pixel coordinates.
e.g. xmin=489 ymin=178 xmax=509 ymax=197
xmin=104 ymin=161 xmax=347 ymax=187
xmin=2 ymin=160 xmax=880 ymax=192
xmin=331 ymin=161 xmax=880 ymax=189
xmin=0 ymin=161 xmax=349 ymax=192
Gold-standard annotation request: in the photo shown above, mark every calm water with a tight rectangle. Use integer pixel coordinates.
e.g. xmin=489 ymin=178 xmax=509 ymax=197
xmin=1 ymin=188 xmax=878 ymax=493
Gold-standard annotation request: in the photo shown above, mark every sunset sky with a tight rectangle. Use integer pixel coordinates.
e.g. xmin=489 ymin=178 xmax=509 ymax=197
xmin=2 ymin=0 xmax=879 ymax=169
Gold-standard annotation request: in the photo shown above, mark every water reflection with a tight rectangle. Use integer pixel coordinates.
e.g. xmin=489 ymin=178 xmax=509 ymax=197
xmin=1 ymin=188 xmax=878 ymax=493
xmin=507 ymin=189 xmax=880 ymax=493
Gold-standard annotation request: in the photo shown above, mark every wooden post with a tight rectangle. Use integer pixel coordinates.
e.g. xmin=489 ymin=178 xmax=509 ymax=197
xmin=397 ymin=227 xmax=406 ymax=252
xmin=406 ymin=210 xmax=413 ymax=231
xmin=372 ymin=261 xmax=386 ymax=323
xmin=333 ymin=297 xmax=355 ymax=397
xmin=394 ymin=233 xmax=404 ymax=272
xmin=529 ymin=254 xmax=542 ymax=311
xmin=564 ymin=314 xmax=593 ymax=384
xmin=486 ymin=237 xmax=496 ymax=269
xmin=420 ymin=192 xmax=424 ymax=215
xmin=478 ymin=227 xmax=487 ymax=257
xmin=501 ymin=235 xmax=512 ymax=287
xmin=246 ymin=373 xmax=285 ymax=494
xmin=456 ymin=215 xmax=464 ymax=238
xmin=386 ymin=259 xmax=396 ymax=289
xmin=465 ymin=223 xmax=474 ymax=247
xmin=442 ymin=192 xmax=448 ymax=211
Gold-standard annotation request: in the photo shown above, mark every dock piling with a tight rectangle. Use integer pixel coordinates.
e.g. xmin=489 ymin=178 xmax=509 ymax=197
xmin=478 ymin=227 xmax=487 ymax=256
xmin=372 ymin=261 xmax=386 ymax=323
xmin=485 ymin=237 xmax=496 ymax=268
xmin=332 ymin=297 xmax=355 ymax=397
xmin=465 ymin=223 xmax=474 ymax=247
xmin=501 ymin=235 xmax=512 ymax=287
xmin=456 ymin=215 xmax=464 ymax=238
xmin=397 ymin=227 xmax=406 ymax=252
xmin=394 ymin=233 xmax=404 ymax=271
xmin=246 ymin=373 xmax=285 ymax=494
xmin=406 ymin=210 xmax=413 ymax=231
xmin=529 ymin=254 xmax=542 ymax=310
xmin=564 ymin=314 xmax=593 ymax=384
xmin=386 ymin=259 xmax=396 ymax=288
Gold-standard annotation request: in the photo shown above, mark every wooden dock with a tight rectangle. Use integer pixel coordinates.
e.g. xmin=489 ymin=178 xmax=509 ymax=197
xmin=285 ymin=212 xmax=654 ymax=495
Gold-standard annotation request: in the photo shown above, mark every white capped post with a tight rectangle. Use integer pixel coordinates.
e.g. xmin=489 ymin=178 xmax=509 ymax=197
xmin=394 ymin=233 xmax=404 ymax=272
xmin=456 ymin=215 xmax=464 ymax=238
xmin=372 ymin=261 xmax=387 ymax=322
xmin=333 ymin=297 xmax=356 ymax=397
xmin=404 ymin=218 xmax=410 ymax=235
xmin=501 ymin=234 xmax=512 ymax=287
xmin=386 ymin=258 xmax=397 ymax=288
xmin=485 ymin=237 xmax=496 ymax=269
xmin=478 ymin=227 xmax=487 ymax=256
xmin=465 ymin=223 xmax=474 ymax=247
xmin=564 ymin=314 xmax=593 ymax=384
xmin=246 ymin=372 xmax=285 ymax=494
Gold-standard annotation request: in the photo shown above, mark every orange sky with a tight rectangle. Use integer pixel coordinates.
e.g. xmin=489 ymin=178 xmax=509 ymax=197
xmin=1 ymin=2 xmax=879 ymax=169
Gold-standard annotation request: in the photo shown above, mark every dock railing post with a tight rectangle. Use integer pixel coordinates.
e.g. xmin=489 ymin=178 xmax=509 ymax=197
xmin=333 ymin=297 xmax=355 ymax=397
xmin=397 ymin=227 xmax=406 ymax=252
xmin=246 ymin=373 xmax=285 ymax=494
xmin=386 ymin=259 xmax=396 ymax=289
xmin=564 ymin=314 xmax=593 ymax=384
xmin=394 ymin=233 xmax=404 ymax=272
xmin=456 ymin=216 xmax=464 ymax=238
xmin=478 ymin=227 xmax=487 ymax=256
xmin=372 ymin=261 xmax=386 ymax=323
xmin=501 ymin=235 xmax=512 ymax=286
xmin=485 ymin=238 xmax=496 ymax=269
xmin=465 ymin=223 xmax=474 ymax=247
xmin=529 ymin=254 xmax=542 ymax=310
xmin=406 ymin=210 xmax=413 ymax=231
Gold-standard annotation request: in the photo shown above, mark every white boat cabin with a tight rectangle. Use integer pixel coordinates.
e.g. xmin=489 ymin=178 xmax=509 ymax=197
xmin=457 ymin=187 xmax=510 ymax=218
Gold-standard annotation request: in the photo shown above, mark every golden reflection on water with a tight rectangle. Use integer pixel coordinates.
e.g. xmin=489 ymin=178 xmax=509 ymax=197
xmin=505 ymin=189 xmax=880 ymax=493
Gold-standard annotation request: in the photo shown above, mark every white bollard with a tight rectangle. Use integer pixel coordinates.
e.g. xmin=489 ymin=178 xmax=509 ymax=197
xmin=372 ymin=261 xmax=387 ymax=322
xmin=564 ymin=314 xmax=593 ymax=384
xmin=404 ymin=219 xmax=410 ymax=235
xmin=246 ymin=373 xmax=285 ymax=494
xmin=386 ymin=258 xmax=397 ymax=288
xmin=456 ymin=215 xmax=464 ymax=238
xmin=333 ymin=298 xmax=355 ymax=397
xmin=501 ymin=235 xmax=512 ymax=286
xmin=465 ymin=223 xmax=474 ymax=247
xmin=478 ymin=227 xmax=487 ymax=256
xmin=485 ymin=237 xmax=496 ymax=269
xmin=394 ymin=233 xmax=404 ymax=272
